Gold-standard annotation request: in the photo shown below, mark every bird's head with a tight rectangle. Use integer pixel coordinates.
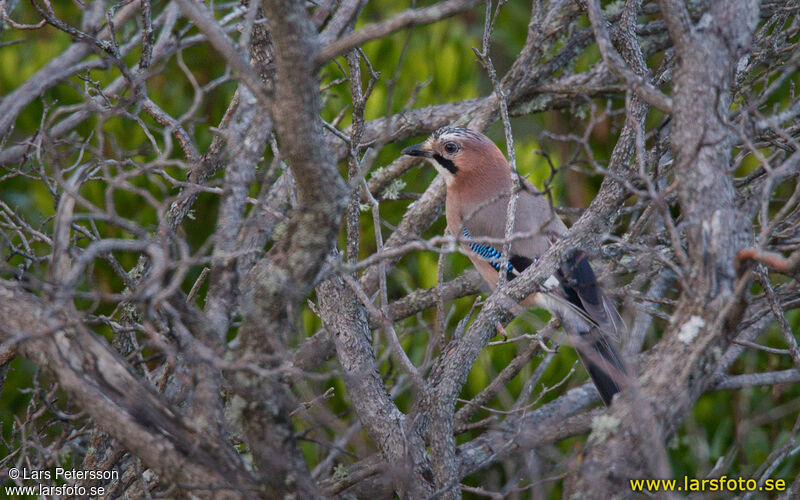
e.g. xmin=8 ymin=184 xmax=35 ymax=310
xmin=402 ymin=126 xmax=508 ymax=185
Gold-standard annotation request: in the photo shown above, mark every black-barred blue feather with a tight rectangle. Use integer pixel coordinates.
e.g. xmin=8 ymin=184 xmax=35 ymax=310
xmin=461 ymin=227 xmax=515 ymax=274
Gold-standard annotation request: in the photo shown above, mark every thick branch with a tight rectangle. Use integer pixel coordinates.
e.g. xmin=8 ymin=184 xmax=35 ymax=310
xmin=228 ymin=1 xmax=349 ymax=496
xmin=317 ymin=271 xmax=434 ymax=497
xmin=0 ymin=280 xmax=256 ymax=497
xmin=568 ymin=0 xmax=760 ymax=495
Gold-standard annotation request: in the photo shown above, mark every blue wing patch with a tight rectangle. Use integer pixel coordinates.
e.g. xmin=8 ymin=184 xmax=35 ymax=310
xmin=461 ymin=227 xmax=515 ymax=274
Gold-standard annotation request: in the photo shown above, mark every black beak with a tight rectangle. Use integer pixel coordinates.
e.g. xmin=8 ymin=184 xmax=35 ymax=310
xmin=402 ymin=144 xmax=433 ymax=158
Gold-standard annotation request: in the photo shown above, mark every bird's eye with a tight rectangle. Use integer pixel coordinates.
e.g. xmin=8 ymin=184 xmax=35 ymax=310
xmin=444 ymin=142 xmax=458 ymax=154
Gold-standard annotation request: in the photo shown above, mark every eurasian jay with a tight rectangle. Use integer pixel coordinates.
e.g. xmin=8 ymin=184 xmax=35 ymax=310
xmin=402 ymin=126 xmax=627 ymax=405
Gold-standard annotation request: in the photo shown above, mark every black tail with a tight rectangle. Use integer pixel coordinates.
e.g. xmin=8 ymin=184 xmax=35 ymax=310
xmin=558 ymin=249 xmax=628 ymax=406
xmin=573 ymin=328 xmax=627 ymax=405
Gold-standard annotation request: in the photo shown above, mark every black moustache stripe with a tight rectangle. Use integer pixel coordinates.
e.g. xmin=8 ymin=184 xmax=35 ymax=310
xmin=432 ymin=154 xmax=459 ymax=174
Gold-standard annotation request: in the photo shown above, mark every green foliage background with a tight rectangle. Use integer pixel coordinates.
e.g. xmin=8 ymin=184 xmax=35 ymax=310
xmin=1 ymin=1 xmax=799 ymax=496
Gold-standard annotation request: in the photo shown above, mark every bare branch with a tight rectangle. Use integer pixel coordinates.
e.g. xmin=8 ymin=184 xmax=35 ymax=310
xmin=586 ymin=0 xmax=673 ymax=113
xmin=175 ymin=0 xmax=272 ymax=108
xmin=316 ymin=0 xmax=482 ymax=65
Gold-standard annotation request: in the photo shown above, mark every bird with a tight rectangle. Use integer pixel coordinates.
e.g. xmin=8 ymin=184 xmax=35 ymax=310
xmin=402 ymin=126 xmax=628 ymax=405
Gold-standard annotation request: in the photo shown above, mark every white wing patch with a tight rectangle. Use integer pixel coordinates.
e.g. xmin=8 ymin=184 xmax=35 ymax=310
xmin=543 ymin=274 xmax=561 ymax=291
